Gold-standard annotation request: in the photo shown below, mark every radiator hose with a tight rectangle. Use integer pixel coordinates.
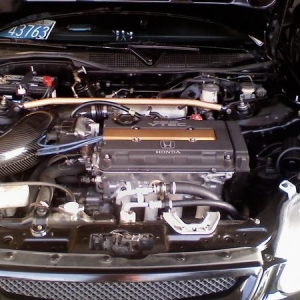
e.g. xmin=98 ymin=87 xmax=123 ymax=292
xmin=165 ymin=182 xmax=221 ymax=201
xmin=35 ymin=163 xmax=86 ymax=205
xmin=163 ymin=182 xmax=244 ymax=219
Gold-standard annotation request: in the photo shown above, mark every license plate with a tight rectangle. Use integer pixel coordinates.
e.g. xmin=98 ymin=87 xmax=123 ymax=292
xmin=0 ymin=20 xmax=56 ymax=40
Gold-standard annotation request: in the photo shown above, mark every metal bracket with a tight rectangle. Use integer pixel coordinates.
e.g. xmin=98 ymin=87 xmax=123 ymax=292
xmin=279 ymin=180 xmax=297 ymax=200
xmin=30 ymin=203 xmax=50 ymax=237
xmin=163 ymin=211 xmax=220 ymax=235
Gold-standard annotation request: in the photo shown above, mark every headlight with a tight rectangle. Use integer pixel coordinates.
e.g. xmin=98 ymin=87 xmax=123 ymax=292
xmin=275 ymin=181 xmax=300 ymax=294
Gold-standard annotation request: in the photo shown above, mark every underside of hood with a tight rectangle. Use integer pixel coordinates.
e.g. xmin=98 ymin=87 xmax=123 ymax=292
xmin=0 ymin=0 xmax=278 ymax=10
xmin=0 ymin=0 xmax=291 ymax=58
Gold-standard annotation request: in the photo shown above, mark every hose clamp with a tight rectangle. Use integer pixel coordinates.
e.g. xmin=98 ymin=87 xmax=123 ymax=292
xmin=155 ymin=182 xmax=167 ymax=200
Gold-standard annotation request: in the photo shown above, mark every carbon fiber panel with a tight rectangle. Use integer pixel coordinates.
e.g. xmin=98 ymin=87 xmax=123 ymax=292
xmin=0 ymin=111 xmax=55 ymax=176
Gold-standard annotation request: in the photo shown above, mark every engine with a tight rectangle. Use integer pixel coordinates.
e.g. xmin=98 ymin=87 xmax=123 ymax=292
xmin=0 ymin=62 xmax=297 ymax=256
xmin=35 ymin=112 xmax=248 ymax=225
xmin=47 ymin=116 xmax=248 ymax=224
xmin=99 ymin=118 xmax=248 ymax=198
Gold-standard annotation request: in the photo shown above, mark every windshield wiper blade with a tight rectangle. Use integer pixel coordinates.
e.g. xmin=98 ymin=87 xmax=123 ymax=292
xmin=104 ymin=43 xmax=200 ymax=52
xmin=127 ymin=44 xmax=199 ymax=66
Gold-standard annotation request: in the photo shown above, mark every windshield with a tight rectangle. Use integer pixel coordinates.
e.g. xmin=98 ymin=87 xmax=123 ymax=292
xmin=0 ymin=12 xmax=248 ymax=44
xmin=0 ymin=3 xmax=274 ymax=43
xmin=0 ymin=6 xmax=272 ymax=73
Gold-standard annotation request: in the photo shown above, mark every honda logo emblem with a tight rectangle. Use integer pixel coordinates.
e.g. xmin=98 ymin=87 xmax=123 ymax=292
xmin=160 ymin=141 xmax=175 ymax=149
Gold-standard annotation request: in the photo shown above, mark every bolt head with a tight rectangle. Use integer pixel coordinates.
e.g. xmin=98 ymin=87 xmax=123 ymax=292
xmin=36 ymin=225 xmax=43 ymax=231
xmin=5 ymin=252 xmax=14 ymax=260
xmin=175 ymin=254 xmax=186 ymax=261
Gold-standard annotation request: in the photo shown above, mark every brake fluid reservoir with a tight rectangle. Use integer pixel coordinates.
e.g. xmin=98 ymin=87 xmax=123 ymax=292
xmin=200 ymin=84 xmax=219 ymax=103
xmin=241 ymin=82 xmax=256 ymax=100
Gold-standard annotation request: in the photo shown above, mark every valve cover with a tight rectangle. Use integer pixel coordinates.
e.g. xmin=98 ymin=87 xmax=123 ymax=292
xmin=100 ymin=120 xmax=249 ymax=174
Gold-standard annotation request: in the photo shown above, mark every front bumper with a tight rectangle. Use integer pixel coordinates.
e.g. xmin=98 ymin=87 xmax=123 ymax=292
xmin=0 ymin=247 xmax=284 ymax=300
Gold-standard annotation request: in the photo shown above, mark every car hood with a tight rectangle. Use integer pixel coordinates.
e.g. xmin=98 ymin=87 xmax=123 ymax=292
xmin=0 ymin=0 xmax=279 ymax=11
xmin=0 ymin=0 xmax=290 ymax=56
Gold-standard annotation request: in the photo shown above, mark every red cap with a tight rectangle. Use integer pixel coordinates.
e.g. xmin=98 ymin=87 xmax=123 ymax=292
xmin=43 ymin=76 xmax=53 ymax=87
xmin=190 ymin=114 xmax=203 ymax=121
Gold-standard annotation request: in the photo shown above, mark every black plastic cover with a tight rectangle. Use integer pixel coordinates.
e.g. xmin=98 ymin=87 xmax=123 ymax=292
xmin=100 ymin=120 xmax=249 ymax=173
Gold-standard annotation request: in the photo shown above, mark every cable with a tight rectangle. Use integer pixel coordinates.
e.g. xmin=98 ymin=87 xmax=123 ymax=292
xmin=41 ymin=137 xmax=102 ymax=152
xmin=158 ymin=78 xmax=219 ymax=97
xmin=70 ymin=100 xmax=143 ymax=118
xmin=256 ymin=142 xmax=283 ymax=157
xmin=41 ymin=87 xmax=51 ymax=99
xmin=37 ymin=135 xmax=90 ymax=148
xmin=36 ymin=135 xmax=103 ymax=156
xmin=242 ymin=115 xmax=300 ymax=136
xmin=0 ymin=181 xmax=75 ymax=202
xmin=47 ymin=154 xmax=80 ymax=167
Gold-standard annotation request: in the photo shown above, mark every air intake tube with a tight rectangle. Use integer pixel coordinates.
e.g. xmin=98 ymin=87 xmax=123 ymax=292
xmin=0 ymin=111 xmax=55 ymax=177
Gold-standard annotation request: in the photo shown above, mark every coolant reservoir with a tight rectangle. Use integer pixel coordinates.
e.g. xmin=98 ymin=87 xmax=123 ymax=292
xmin=0 ymin=185 xmax=29 ymax=216
xmin=200 ymin=84 xmax=219 ymax=103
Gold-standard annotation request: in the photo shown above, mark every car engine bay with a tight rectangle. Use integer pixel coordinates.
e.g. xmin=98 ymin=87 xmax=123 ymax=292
xmin=0 ymin=55 xmax=297 ymax=257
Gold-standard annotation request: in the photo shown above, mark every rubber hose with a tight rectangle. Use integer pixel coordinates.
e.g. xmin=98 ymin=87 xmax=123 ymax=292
xmin=27 ymin=159 xmax=51 ymax=212
xmin=167 ymin=199 xmax=243 ymax=219
xmin=166 ymin=182 xmax=221 ymax=201
xmin=36 ymin=163 xmax=85 ymax=205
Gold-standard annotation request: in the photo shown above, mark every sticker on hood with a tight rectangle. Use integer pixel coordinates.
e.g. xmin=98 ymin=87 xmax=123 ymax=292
xmin=0 ymin=20 xmax=56 ymax=40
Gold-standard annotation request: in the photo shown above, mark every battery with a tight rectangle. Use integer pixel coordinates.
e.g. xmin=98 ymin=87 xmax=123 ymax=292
xmin=0 ymin=74 xmax=57 ymax=98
